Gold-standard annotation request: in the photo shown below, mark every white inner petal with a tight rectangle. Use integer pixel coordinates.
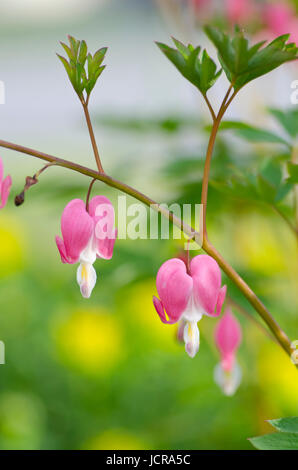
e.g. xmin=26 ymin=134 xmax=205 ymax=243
xmin=182 ymin=292 xmax=203 ymax=323
xmin=183 ymin=321 xmax=200 ymax=358
xmin=214 ymin=362 xmax=242 ymax=396
xmin=77 ymin=262 xmax=97 ymax=299
xmin=79 ymin=235 xmax=97 ymax=264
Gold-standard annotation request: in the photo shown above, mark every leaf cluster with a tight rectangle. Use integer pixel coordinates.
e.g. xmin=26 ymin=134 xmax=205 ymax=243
xmin=57 ymin=35 xmax=107 ymax=101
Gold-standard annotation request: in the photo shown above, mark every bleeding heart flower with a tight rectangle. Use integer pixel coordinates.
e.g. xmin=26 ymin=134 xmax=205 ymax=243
xmin=0 ymin=157 xmax=12 ymax=209
xmin=214 ymin=308 xmax=242 ymax=396
xmin=56 ymin=196 xmax=117 ymax=298
xmin=153 ymin=255 xmax=227 ymax=358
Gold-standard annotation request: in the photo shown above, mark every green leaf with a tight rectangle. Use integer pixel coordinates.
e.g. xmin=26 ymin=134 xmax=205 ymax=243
xmin=287 ymin=162 xmax=298 ymax=183
xmin=204 ymin=26 xmax=298 ymax=91
xmin=269 ymin=417 xmax=298 ymax=434
xmin=212 ymin=158 xmax=293 ymax=205
xmin=93 ymin=47 xmax=107 ymax=67
xmin=156 ymin=37 xmax=221 ymax=94
xmin=258 ymin=174 xmax=276 ymax=203
xmin=78 ymin=40 xmax=88 ymax=66
xmin=219 ymin=121 xmax=290 ymax=147
xmin=249 ymin=432 xmax=298 ymax=450
xmin=270 ymin=108 xmax=298 ymax=139
xmin=60 ymin=41 xmax=73 ymax=61
xmin=56 ymin=54 xmax=76 ymax=89
xmin=275 ymin=181 xmax=293 ymax=202
xmin=68 ymin=35 xmax=80 ymax=60
xmin=58 ymin=36 xmax=107 ymax=100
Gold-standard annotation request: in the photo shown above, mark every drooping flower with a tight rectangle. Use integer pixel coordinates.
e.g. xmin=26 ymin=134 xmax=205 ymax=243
xmin=153 ymin=255 xmax=227 ymax=358
xmin=0 ymin=157 xmax=12 ymax=209
xmin=56 ymin=196 xmax=117 ymax=298
xmin=214 ymin=308 xmax=242 ymax=396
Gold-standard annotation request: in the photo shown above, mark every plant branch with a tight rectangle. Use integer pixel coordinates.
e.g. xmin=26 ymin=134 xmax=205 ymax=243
xmin=81 ymin=99 xmax=104 ymax=173
xmin=202 ymin=93 xmax=216 ymax=122
xmin=0 ymin=138 xmax=296 ymax=366
xmin=85 ymin=178 xmax=96 ymax=211
xmin=200 ymin=85 xmax=236 ymax=237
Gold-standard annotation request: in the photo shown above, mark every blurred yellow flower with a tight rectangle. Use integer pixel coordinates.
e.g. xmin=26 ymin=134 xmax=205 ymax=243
xmin=0 ymin=216 xmax=24 ymax=277
xmin=234 ymin=215 xmax=291 ymax=275
xmin=258 ymin=343 xmax=298 ymax=413
xmin=84 ymin=428 xmax=148 ymax=450
xmin=53 ymin=307 xmax=123 ymax=375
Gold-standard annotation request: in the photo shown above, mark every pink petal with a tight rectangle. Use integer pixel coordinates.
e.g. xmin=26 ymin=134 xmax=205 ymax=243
xmin=155 ymin=258 xmax=193 ymax=324
xmin=96 ymin=227 xmax=117 ymax=260
xmin=55 ymin=236 xmax=69 ymax=264
xmin=263 ymin=4 xmax=292 ymax=36
xmin=0 ymin=157 xmax=3 ymax=183
xmin=59 ymin=199 xmax=94 ymax=263
xmin=0 ymin=175 xmax=12 ymax=209
xmin=215 ymin=308 xmax=242 ymax=370
xmin=152 ymin=296 xmax=177 ymax=324
xmin=226 ymin=0 xmax=253 ymax=23
xmin=190 ymin=254 xmax=222 ymax=316
xmin=213 ymin=285 xmax=227 ymax=317
xmin=89 ymin=195 xmax=117 ymax=259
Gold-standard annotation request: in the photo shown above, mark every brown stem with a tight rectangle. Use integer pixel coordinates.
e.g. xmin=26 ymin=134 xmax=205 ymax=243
xmin=200 ymin=85 xmax=235 ymax=237
xmin=35 ymin=161 xmax=57 ymax=179
xmin=81 ymin=99 xmax=104 ymax=173
xmin=0 ymin=138 xmax=296 ymax=366
xmin=85 ymin=178 xmax=96 ymax=212
xmin=202 ymin=93 xmax=216 ymax=122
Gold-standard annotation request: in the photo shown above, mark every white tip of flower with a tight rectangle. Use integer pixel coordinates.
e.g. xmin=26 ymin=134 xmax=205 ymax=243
xmin=214 ymin=362 xmax=242 ymax=396
xmin=77 ymin=262 xmax=97 ymax=299
xmin=184 ymin=321 xmax=200 ymax=358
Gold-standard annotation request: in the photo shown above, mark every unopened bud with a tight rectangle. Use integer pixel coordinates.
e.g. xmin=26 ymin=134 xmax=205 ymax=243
xmin=15 ymin=191 xmax=25 ymax=206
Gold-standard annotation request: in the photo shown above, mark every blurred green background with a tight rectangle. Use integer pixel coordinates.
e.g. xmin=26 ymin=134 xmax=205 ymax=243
xmin=0 ymin=0 xmax=297 ymax=450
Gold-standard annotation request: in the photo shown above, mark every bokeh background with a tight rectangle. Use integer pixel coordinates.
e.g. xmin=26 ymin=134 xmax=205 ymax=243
xmin=0 ymin=0 xmax=297 ymax=450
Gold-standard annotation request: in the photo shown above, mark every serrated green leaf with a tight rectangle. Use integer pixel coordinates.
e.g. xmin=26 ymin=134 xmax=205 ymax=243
xmin=269 ymin=108 xmax=298 ymax=139
xmin=60 ymin=42 xmax=73 ymax=61
xmin=287 ymin=162 xmax=298 ymax=183
xmin=275 ymin=181 xmax=293 ymax=202
xmin=205 ymin=26 xmax=298 ymax=91
xmin=171 ymin=37 xmax=189 ymax=58
xmin=269 ymin=417 xmax=298 ymax=434
xmin=58 ymin=36 xmax=107 ymax=100
xmin=250 ymin=432 xmax=298 ymax=450
xmin=260 ymin=159 xmax=282 ymax=187
xmin=78 ymin=40 xmax=87 ymax=66
xmin=157 ymin=38 xmax=221 ymax=94
xmin=93 ymin=47 xmax=107 ymax=66
xmin=68 ymin=35 xmax=80 ymax=59
xmin=258 ymin=174 xmax=276 ymax=203
xmin=219 ymin=121 xmax=290 ymax=146
xmin=56 ymin=54 xmax=76 ymax=88
xmin=86 ymin=66 xmax=105 ymax=95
